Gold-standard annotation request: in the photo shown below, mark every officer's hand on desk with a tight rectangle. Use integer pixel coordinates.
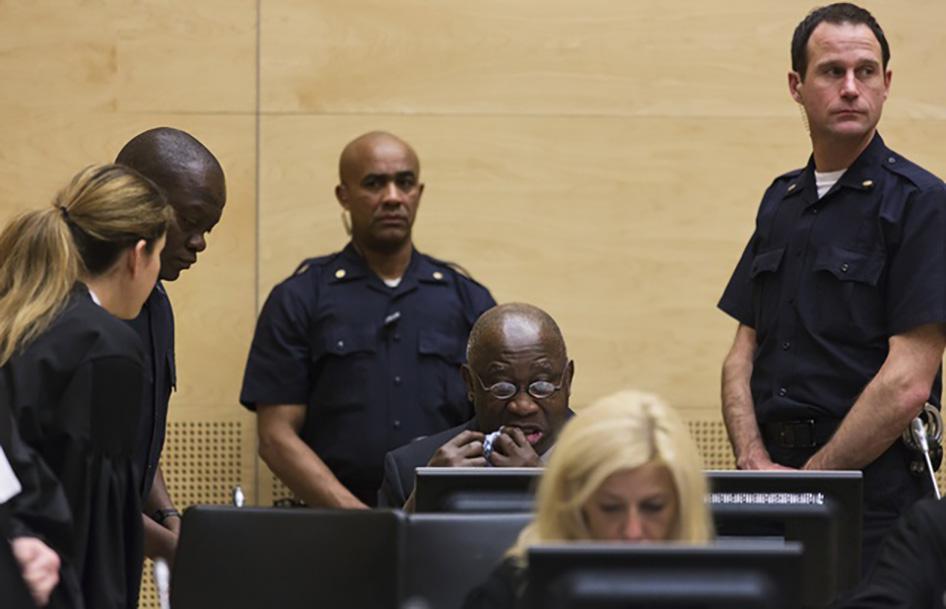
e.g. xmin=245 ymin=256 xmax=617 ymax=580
xmin=737 ymin=447 xmax=796 ymax=471
xmin=489 ymin=427 xmax=542 ymax=468
xmin=428 ymin=430 xmax=487 ymax=468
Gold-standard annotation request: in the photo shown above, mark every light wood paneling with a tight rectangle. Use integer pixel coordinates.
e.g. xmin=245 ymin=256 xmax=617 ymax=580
xmin=260 ymin=0 xmax=946 ymax=118
xmin=0 ymin=1 xmax=256 ymax=113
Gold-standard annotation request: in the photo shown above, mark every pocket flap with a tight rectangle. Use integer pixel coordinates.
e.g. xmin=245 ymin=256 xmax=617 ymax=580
xmin=750 ymin=247 xmax=785 ymax=278
xmin=419 ymin=330 xmax=464 ymax=363
xmin=812 ymin=246 xmax=885 ymax=285
xmin=320 ymin=326 xmax=377 ymax=357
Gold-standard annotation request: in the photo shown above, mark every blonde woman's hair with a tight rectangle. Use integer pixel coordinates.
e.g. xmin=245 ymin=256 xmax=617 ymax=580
xmin=508 ymin=389 xmax=713 ymax=561
xmin=0 ymin=164 xmax=171 ymax=366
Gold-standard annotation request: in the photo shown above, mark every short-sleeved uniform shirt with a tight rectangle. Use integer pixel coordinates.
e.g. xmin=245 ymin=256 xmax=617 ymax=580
xmin=720 ymin=134 xmax=946 ymax=425
xmin=240 ymin=244 xmax=496 ymax=505
xmin=718 ymin=134 xmax=946 ymax=548
xmin=126 ymin=283 xmax=176 ymax=500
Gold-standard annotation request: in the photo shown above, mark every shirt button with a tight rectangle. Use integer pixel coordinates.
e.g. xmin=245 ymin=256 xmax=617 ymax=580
xmin=782 ymin=341 xmax=791 ymax=350
xmin=394 ymin=376 xmax=402 ymax=385
xmin=778 ymin=387 xmax=787 ymax=397
xmin=840 ymin=263 xmax=849 ymax=273
xmin=393 ymin=333 xmax=401 ymax=342
xmin=393 ymin=419 xmax=401 ymax=429
xmin=812 ymin=208 xmax=820 ymax=215
xmin=336 ymin=340 xmax=345 ymax=350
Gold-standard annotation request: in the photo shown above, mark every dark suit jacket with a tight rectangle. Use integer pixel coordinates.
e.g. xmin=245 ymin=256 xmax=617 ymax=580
xmin=377 ymin=419 xmax=479 ymax=508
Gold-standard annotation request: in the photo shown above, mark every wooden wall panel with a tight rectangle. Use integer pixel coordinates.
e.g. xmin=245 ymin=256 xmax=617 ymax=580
xmin=0 ymin=1 xmax=256 ymax=113
xmin=261 ymin=0 xmax=946 ymax=118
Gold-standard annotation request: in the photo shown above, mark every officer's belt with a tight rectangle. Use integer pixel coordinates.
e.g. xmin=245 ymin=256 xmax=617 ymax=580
xmin=761 ymin=419 xmax=839 ymax=449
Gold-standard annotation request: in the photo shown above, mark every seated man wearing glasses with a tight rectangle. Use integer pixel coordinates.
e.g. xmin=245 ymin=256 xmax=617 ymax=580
xmin=378 ymin=303 xmax=575 ymax=509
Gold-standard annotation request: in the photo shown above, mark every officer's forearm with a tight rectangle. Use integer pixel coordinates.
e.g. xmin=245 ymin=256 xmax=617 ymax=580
xmin=805 ymin=324 xmax=946 ymax=470
xmin=721 ymin=325 xmax=771 ymax=468
xmin=142 ymin=514 xmax=178 ymax=565
xmin=259 ymin=422 xmax=367 ymax=509
xmin=144 ymin=466 xmax=176 ymax=521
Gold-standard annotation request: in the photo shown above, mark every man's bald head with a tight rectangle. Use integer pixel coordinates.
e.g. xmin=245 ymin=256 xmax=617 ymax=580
xmin=464 ymin=303 xmax=572 ymax=456
xmin=338 ymin=131 xmax=420 ymax=185
xmin=115 ymin=127 xmax=226 ymax=281
xmin=467 ymin=303 xmax=567 ymax=369
xmin=116 ymin=127 xmax=225 ymax=196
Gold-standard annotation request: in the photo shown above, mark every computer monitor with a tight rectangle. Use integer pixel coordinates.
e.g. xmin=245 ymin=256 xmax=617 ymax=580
xmin=171 ymin=506 xmax=404 ymax=609
xmin=413 ymin=467 xmax=540 ymax=513
xmin=708 ymin=470 xmax=862 ymax=594
xmin=713 ymin=501 xmax=841 ymax=608
xmin=526 ymin=543 xmax=803 ymax=609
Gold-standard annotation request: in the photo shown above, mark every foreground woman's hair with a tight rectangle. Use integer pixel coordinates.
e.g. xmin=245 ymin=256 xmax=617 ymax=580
xmin=509 ymin=389 xmax=713 ymax=559
xmin=0 ymin=164 xmax=170 ymax=365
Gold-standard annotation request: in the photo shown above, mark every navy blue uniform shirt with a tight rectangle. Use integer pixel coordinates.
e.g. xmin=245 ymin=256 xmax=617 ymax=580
xmin=719 ymin=133 xmax=946 ymax=425
xmin=719 ymin=134 xmax=946 ymax=571
xmin=240 ymin=243 xmax=496 ymax=505
xmin=126 ymin=283 xmax=176 ymax=500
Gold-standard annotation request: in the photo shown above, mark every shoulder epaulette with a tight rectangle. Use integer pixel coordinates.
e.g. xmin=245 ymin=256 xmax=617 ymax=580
xmin=291 ymin=251 xmax=342 ymax=278
xmin=773 ymin=167 xmax=804 ymax=183
xmin=882 ymin=154 xmax=944 ymax=191
xmin=425 ymin=254 xmax=479 ymax=282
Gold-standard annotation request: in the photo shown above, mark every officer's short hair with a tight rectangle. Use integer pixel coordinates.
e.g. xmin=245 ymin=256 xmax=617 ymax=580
xmin=791 ymin=3 xmax=890 ymax=80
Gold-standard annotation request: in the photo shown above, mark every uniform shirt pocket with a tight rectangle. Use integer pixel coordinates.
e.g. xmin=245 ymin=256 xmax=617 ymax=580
xmin=810 ymin=246 xmax=886 ymax=339
xmin=418 ymin=329 xmax=471 ymax=425
xmin=309 ymin=325 xmax=378 ymax=412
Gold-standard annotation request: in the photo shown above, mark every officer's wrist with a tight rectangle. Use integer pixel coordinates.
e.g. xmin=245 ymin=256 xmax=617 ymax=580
xmin=152 ymin=508 xmax=181 ymax=524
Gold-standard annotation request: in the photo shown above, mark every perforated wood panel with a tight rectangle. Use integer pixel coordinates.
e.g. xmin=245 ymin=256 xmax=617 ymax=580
xmin=271 ymin=469 xmax=296 ymax=506
xmin=138 ymin=421 xmax=249 ymax=608
xmin=687 ymin=418 xmax=737 ymax=470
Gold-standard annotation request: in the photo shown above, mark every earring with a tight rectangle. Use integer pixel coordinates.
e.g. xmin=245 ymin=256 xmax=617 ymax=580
xmin=340 ymin=209 xmax=352 ymax=236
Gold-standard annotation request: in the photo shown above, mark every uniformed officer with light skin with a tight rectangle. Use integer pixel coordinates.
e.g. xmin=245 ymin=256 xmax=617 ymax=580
xmin=241 ymin=131 xmax=495 ymax=509
xmin=719 ymin=3 xmax=946 ymax=572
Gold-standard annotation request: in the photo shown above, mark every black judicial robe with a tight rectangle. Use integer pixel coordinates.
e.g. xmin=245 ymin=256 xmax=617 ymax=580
xmin=2 ymin=286 xmax=146 ymax=609
xmin=1 ymin=398 xmax=81 ymax=608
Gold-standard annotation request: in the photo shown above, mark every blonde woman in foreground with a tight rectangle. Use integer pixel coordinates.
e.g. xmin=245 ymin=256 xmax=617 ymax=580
xmin=463 ymin=389 xmax=713 ymax=609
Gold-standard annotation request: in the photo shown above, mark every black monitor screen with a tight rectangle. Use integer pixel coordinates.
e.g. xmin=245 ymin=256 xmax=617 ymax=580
xmin=708 ymin=470 xmax=862 ymax=593
xmin=526 ymin=543 xmax=803 ymax=609
xmin=414 ymin=467 xmax=540 ymax=513
xmin=171 ymin=506 xmax=403 ymax=609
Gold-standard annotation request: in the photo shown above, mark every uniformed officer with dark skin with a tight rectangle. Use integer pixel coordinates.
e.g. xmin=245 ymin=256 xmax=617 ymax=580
xmin=719 ymin=3 xmax=946 ymax=572
xmin=241 ymin=131 xmax=495 ymax=509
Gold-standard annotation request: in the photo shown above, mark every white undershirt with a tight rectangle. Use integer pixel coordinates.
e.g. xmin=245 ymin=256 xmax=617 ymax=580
xmin=383 ymin=277 xmax=402 ymax=288
xmin=814 ymin=168 xmax=847 ymax=199
xmin=87 ymin=287 xmax=103 ymax=307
